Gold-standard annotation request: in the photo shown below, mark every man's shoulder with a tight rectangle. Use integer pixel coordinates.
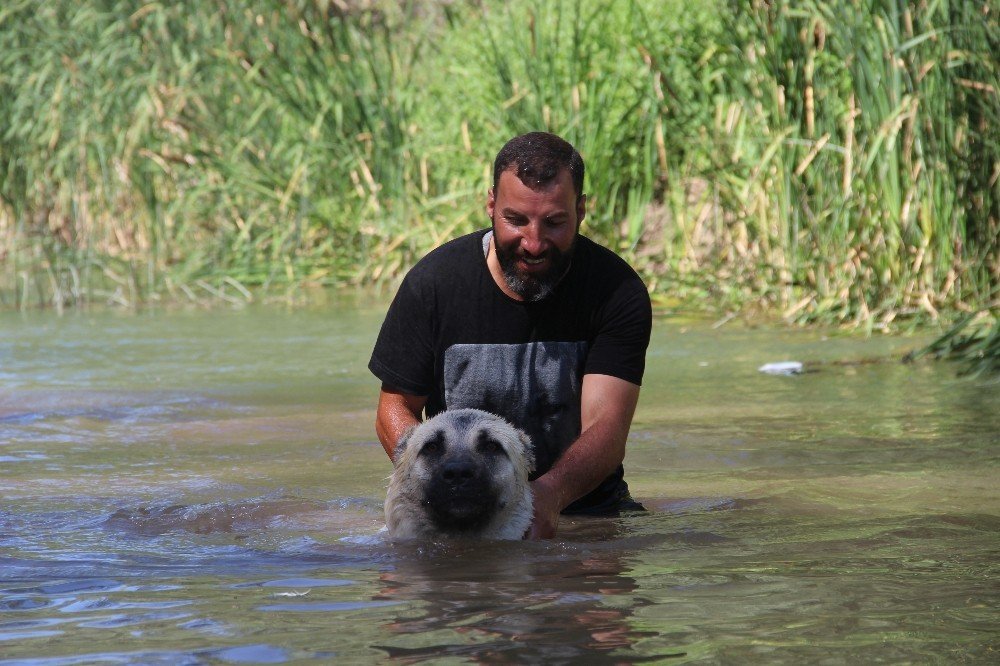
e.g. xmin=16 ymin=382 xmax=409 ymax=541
xmin=574 ymin=234 xmax=648 ymax=292
xmin=407 ymin=229 xmax=488 ymax=279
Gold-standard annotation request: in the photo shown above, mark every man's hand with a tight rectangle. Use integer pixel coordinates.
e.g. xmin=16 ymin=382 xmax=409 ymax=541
xmin=522 ymin=373 xmax=640 ymax=540
xmin=525 ymin=477 xmax=564 ymax=540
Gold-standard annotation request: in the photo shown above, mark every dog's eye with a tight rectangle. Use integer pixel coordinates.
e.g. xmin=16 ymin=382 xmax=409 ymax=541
xmin=419 ymin=432 xmax=445 ymax=457
xmin=477 ymin=436 xmax=507 ymax=457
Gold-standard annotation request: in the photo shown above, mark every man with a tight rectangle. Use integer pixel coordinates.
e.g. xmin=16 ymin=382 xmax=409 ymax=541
xmin=369 ymin=132 xmax=652 ymax=539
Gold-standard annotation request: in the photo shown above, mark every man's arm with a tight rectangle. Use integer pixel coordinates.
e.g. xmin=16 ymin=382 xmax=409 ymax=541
xmin=375 ymin=384 xmax=428 ymax=460
xmin=526 ymin=373 xmax=641 ymax=539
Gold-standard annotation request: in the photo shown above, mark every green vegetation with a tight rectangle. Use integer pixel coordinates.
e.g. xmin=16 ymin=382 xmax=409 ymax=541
xmin=905 ymin=310 xmax=999 ymax=379
xmin=2 ymin=0 xmax=997 ymax=326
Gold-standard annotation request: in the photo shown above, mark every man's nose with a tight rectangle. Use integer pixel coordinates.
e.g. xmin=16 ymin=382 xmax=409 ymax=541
xmin=520 ymin=223 xmax=546 ymax=255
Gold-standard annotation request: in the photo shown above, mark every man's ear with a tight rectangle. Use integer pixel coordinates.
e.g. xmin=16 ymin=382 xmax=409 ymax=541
xmin=576 ymin=193 xmax=587 ymax=228
xmin=486 ymin=187 xmax=496 ymax=220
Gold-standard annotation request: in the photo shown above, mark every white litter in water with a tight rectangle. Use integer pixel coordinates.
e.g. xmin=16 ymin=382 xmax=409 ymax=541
xmin=758 ymin=361 xmax=804 ymax=375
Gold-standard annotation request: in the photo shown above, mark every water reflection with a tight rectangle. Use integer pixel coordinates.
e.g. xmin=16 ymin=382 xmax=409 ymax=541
xmin=372 ymin=521 xmax=685 ymax=663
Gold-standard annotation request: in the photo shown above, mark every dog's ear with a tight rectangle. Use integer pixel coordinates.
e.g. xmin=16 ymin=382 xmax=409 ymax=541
xmin=392 ymin=425 xmax=417 ymax=468
xmin=517 ymin=429 xmax=535 ymax=474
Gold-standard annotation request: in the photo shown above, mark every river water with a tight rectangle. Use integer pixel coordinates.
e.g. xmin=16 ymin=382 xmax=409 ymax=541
xmin=1 ymin=298 xmax=997 ymax=663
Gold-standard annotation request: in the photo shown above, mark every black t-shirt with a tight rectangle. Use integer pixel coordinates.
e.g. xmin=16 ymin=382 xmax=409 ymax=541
xmin=369 ymin=228 xmax=652 ymax=512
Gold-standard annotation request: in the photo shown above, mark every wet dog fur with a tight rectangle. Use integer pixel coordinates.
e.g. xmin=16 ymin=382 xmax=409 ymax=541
xmin=385 ymin=409 xmax=534 ymax=540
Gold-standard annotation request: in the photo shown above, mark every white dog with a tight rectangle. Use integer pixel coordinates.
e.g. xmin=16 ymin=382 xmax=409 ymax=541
xmin=385 ymin=409 xmax=534 ymax=540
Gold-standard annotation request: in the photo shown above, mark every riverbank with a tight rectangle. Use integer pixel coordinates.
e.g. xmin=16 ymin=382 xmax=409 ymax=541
xmin=1 ymin=0 xmax=996 ymax=324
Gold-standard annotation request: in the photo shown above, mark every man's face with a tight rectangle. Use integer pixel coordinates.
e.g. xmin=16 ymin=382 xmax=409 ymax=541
xmin=486 ymin=168 xmax=586 ymax=302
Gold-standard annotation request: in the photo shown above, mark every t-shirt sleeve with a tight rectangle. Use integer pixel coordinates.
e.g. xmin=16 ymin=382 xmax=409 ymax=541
xmin=368 ymin=272 xmax=436 ymax=396
xmin=583 ymin=276 xmax=652 ymax=386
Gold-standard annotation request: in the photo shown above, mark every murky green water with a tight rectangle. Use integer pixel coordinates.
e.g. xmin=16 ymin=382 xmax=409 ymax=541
xmin=1 ymin=298 xmax=997 ymax=663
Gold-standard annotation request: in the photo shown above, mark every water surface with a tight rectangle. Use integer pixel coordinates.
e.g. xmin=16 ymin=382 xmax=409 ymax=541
xmin=1 ymin=300 xmax=997 ymax=663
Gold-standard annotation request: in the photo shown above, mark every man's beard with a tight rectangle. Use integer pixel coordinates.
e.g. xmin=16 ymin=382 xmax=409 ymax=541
xmin=492 ymin=224 xmax=576 ymax=302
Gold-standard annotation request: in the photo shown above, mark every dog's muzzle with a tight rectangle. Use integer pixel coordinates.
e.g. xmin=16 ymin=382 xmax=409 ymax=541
xmin=423 ymin=457 xmax=498 ymax=533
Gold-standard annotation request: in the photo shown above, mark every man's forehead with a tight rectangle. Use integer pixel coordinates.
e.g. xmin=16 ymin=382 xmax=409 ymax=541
xmin=495 ymin=167 xmax=576 ymax=197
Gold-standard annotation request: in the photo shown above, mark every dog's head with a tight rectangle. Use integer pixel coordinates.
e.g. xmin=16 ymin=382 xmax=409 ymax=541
xmin=388 ymin=409 xmax=534 ymax=537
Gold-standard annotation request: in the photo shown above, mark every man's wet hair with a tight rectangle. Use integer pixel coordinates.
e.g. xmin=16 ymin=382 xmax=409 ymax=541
xmin=493 ymin=132 xmax=585 ymax=198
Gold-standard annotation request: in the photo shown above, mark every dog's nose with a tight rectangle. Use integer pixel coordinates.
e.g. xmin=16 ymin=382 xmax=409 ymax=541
xmin=441 ymin=460 xmax=478 ymax=487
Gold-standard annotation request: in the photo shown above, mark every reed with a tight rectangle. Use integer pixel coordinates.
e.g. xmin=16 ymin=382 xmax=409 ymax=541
xmin=1 ymin=0 xmax=996 ymax=327
xmin=905 ymin=310 xmax=1000 ymax=379
xmin=701 ymin=0 xmax=998 ymax=325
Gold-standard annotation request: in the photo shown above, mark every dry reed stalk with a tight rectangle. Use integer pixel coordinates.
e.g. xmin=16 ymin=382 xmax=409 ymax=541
xmin=804 ymin=56 xmax=815 ymax=138
xmin=655 ymin=116 xmax=668 ymax=189
xmin=794 ymin=133 xmax=830 ymax=176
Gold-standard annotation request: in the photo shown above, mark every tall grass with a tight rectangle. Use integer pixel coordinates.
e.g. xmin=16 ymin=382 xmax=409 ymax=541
xmin=706 ymin=0 xmax=999 ymax=325
xmin=1 ymin=0 xmax=996 ymax=325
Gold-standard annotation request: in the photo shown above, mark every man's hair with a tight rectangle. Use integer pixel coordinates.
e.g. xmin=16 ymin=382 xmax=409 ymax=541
xmin=492 ymin=132 xmax=585 ymax=198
